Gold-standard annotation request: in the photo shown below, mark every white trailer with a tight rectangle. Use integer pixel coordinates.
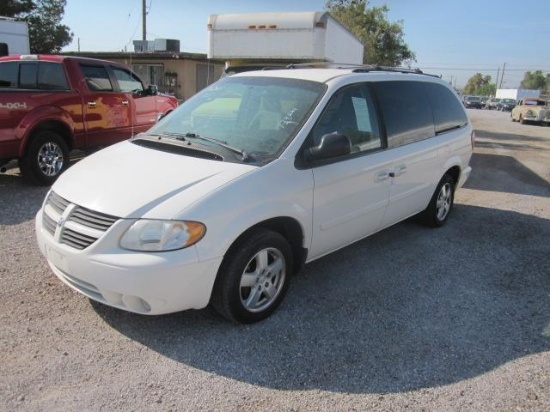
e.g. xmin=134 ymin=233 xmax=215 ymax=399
xmin=496 ymin=88 xmax=540 ymax=100
xmin=0 ymin=17 xmax=30 ymax=55
xmin=207 ymin=11 xmax=364 ymax=71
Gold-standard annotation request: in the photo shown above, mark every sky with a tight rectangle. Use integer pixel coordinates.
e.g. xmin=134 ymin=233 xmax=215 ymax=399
xmin=61 ymin=0 xmax=550 ymax=89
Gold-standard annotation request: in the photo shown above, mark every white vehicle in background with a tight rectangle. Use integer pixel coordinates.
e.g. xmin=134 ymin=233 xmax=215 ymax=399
xmin=0 ymin=17 xmax=30 ymax=55
xmin=36 ymin=66 xmax=473 ymax=324
xmin=207 ymin=11 xmax=364 ymax=75
xmin=511 ymin=98 xmax=550 ymax=125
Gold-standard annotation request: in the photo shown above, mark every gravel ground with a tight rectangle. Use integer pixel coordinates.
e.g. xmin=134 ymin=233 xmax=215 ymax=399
xmin=1 ymin=109 xmax=549 ymax=411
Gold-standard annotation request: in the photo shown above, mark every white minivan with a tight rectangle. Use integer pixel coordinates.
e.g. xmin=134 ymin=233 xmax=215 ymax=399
xmin=36 ymin=67 xmax=473 ymax=324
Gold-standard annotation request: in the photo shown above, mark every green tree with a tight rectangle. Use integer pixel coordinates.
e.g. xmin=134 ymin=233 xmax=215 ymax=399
xmin=476 ymin=83 xmax=496 ymax=97
xmin=463 ymin=73 xmax=494 ymax=95
xmin=326 ymin=0 xmax=415 ymax=66
xmin=0 ymin=0 xmax=34 ymax=15
xmin=0 ymin=0 xmax=72 ymax=54
xmin=520 ymin=70 xmax=549 ymax=93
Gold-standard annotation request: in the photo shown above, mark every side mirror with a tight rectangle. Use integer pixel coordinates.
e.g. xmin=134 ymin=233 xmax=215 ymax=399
xmin=146 ymin=85 xmax=158 ymax=96
xmin=306 ymin=133 xmax=351 ymax=162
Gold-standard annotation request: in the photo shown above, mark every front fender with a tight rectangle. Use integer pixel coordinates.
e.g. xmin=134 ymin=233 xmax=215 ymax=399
xmin=185 ymin=161 xmax=314 ymax=263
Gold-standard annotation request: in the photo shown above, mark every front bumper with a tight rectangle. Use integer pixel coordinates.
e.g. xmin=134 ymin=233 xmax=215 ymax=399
xmin=35 ymin=209 xmax=222 ymax=315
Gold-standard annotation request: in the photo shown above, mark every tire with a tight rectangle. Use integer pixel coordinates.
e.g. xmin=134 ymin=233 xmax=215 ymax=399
xmin=519 ymin=115 xmax=525 ymax=125
xmin=419 ymin=174 xmax=455 ymax=228
xmin=211 ymin=229 xmax=293 ymax=324
xmin=19 ymin=130 xmax=69 ymax=186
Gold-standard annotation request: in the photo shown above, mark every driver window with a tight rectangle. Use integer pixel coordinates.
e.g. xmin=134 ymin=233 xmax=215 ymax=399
xmin=80 ymin=64 xmax=113 ymax=91
xmin=112 ymin=67 xmax=144 ymax=93
xmin=311 ymin=84 xmax=382 ymax=153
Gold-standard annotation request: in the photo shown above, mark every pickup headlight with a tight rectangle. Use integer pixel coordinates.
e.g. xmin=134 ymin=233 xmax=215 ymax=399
xmin=120 ymin=220 xmax=206 ymax=252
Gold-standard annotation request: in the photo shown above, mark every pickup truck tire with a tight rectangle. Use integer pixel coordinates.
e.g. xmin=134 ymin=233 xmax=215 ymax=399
xmin=419 ymin=174 xmax=455 ymax=228
xmin=211 ymin=229 xmax=293 ymax=324
xmin=20 ymin=131 xmax=69 ymax=186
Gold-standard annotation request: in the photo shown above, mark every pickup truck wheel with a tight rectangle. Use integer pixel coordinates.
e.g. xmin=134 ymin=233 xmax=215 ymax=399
xmin=211 ymin=229 xmax=293 ymax=324
xmin=419 ymin=174 xmax=455 ymax=228
xmin=20 ymin=131 xmax=69 ymax=186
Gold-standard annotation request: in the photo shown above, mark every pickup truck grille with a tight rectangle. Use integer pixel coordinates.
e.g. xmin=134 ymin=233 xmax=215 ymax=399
xmin=42 ymin=191 xmax=119 ymax=250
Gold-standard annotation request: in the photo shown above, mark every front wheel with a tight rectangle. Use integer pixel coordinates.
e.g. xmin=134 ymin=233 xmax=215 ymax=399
xmin=419 ymin=174 xmax=455 ymax=227
xmin=211 ymin=229 xmax=293 ymax=324
xmin=19 ymin=131 xmax=69 ymax=186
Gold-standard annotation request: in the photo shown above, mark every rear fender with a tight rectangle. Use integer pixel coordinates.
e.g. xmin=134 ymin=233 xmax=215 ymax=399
xmin=15 ymin=106 xmax=75 ymax=156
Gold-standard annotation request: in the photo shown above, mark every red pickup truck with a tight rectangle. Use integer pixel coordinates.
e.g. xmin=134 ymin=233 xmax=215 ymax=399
xmin=0 ymin=54 xmax=178 ymax=185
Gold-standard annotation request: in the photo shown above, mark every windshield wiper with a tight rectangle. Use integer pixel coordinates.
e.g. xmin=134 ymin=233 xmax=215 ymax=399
xmin=132 ymin=132 xmax=189 ymax=141
xmin=183 ymin=132 xmax=249 ymax=161
xmin=135 ymin=132 xmax=250 ymax=161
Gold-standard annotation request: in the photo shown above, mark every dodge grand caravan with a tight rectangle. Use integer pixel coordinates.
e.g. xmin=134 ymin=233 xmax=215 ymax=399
xmin=36 ymin=66 xmax=474 ymax=324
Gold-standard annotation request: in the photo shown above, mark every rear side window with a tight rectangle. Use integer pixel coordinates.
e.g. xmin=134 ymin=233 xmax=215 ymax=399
xmin=80 ymin=64 xmax=113 ymax=91
xmin=0 ymin=61 xmax=69 ymax=90
xmin=423 ymin=82 xmax=468 ymax=134
xmin=37 ymin=62 xmax=70 ymax=90
xmin=372 ymin=81 xmax=435 ymax=148
xmin=19 ymin=63 xmax=38 ymax=88
xmin=0 ymin=62 xmax=18 ymax=88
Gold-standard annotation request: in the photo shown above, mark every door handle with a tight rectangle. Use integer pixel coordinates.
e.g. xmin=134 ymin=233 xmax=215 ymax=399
xmin=121 ymin=100 xmax=129 ymax=106
xmin=393 ymin=165 xmax=407 ymax=177
xmin=87 ymin=101 xmax=97 ymax=108
xmin=374 ymin=170 xmax=391 ymax=182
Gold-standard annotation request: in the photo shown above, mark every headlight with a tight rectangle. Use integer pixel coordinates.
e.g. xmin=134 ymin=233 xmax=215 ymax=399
xmin=120 ymin=220 xmax=206 ymax=252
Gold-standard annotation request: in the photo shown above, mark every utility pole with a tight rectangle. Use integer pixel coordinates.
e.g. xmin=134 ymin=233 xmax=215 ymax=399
xmin=142 ymin=0 xmax=146 ymax=42
xmin=495 ymin=66 xmax=500 ymax=95
xmin=499 ymin=63 xmax=506 ymax=89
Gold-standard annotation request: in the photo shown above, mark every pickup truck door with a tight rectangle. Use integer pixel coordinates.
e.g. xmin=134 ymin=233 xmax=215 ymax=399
xmin=110 ymin=66 xmax=158 ymax=133
xmin=79 ymin=63 xmax=132 ymax=147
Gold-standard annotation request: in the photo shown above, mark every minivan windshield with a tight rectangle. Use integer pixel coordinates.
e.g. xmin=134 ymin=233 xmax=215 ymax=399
xmin=144 ymin=76 xmax=326 ymax=163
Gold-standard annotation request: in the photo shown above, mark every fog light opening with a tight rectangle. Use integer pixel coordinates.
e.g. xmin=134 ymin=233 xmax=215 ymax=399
xmin=122 ymin=295 xmax=152 ymax=313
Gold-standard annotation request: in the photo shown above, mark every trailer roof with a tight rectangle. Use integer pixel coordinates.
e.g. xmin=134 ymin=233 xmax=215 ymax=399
xmin=208 ymin=11 xmax=330 ymax=31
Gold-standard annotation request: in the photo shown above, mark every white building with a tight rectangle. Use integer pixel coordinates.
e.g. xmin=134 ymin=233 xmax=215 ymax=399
xmin=496 ymin=88 xmax=540 ymax=100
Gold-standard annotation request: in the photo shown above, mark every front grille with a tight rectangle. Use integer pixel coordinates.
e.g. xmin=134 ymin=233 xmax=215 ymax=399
xmin=62 ymin=228 xmax=98 ymax=250
xmin=42 ymin=191 xmax=120 ymax=250
xmin=70 ymin=207 xmax=118 ymax=231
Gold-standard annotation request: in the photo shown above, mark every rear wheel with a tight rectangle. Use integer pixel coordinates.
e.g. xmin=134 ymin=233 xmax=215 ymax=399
xmin=19 ymin=131 xmax=69 ymax=186
xmin=419 ymin=174 xmax=455 ymax=228
xmin=211 ymin=229 xmax=293 ymax=324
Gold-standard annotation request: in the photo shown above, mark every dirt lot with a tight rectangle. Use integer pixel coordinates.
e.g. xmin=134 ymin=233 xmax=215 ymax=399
xmin=1 ymin=109 xmax=549 ymax=411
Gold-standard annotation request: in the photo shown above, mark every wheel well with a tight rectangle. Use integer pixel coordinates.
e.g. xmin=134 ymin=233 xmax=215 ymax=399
xmin=28 ymin=121 xmax=73 ymax=152
xmin=445 ymin=166 xmax=461 ymax=186
xmin=227 ymin=217 xmax=307 ymax=274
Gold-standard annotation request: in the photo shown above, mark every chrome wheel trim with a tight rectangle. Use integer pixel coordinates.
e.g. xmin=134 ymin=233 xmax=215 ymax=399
xmin=436 ymin=182 xmax=452 ymax=221
xmin=239 ymin=247 xmax=286 ymax=313
xmin=37 ymin=142 xmax=64 ymax=177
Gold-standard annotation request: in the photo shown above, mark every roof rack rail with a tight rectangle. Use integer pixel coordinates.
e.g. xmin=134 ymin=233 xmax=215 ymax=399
xmin=284 ymin=62 xmax=330 ymax=69
xmin=280 ymin=62 xmax=441 ymax=78
xmin=351 ymin=65 xmax=441 ymax=78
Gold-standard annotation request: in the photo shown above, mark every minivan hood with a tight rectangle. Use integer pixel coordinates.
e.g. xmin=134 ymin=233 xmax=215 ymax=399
xmin=53 ymin=141 xmax=256 ymax=218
